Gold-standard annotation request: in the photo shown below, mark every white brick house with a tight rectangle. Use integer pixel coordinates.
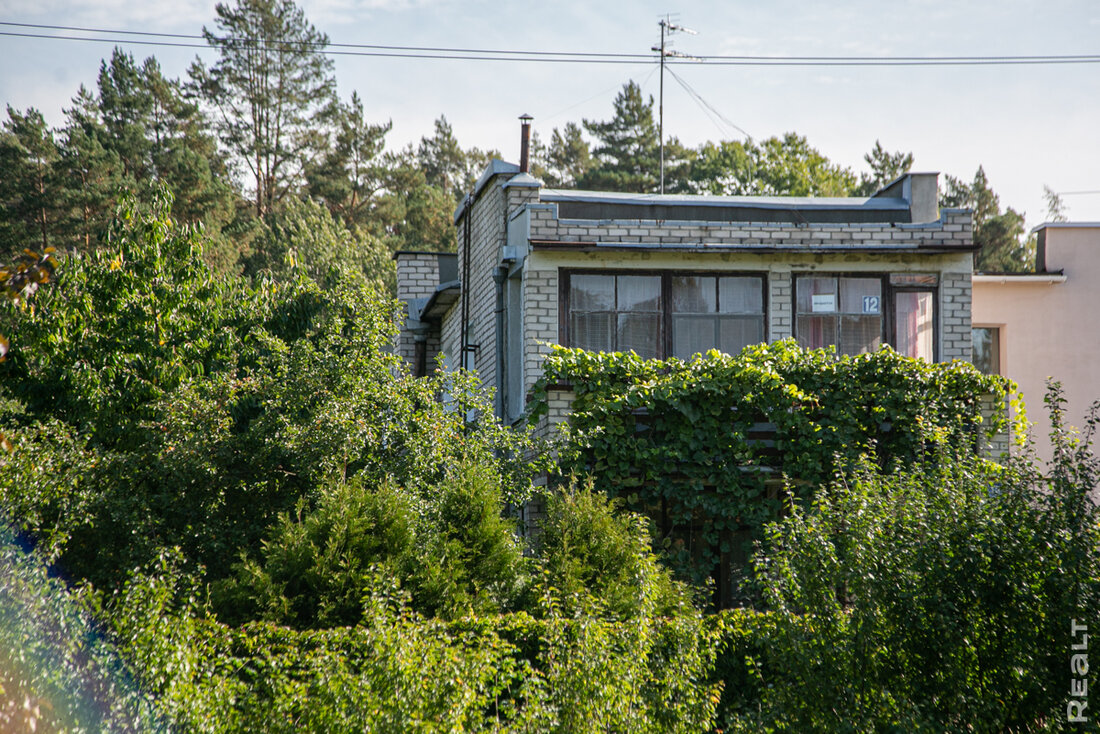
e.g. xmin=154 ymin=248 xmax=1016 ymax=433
xmin=396 ymin=159 xmax=976 ymax=430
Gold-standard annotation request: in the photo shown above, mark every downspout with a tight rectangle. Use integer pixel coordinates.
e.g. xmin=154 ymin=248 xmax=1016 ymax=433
xmin=459 ymin=194 xmax=473 ymax=370
xmin=493 ymin=265 xmax=508 ymax=421
xmin=413 ymin=331 xmax=428 ymax=378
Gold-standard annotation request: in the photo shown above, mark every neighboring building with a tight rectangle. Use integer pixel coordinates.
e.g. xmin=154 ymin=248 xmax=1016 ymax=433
xmin=972 ymin=222 xmax=1100 ymax=463
xmin=397 ymin=146 xmax=976 ymax=437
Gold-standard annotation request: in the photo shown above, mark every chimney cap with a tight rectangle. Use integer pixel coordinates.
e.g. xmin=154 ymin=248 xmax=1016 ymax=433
xmin=519 ymin=113 xmax=533 ymax=123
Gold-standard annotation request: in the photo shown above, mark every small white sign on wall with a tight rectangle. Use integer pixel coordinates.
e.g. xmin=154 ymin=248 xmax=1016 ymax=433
xmin=811 ymin=294 xmax=836 ymax=313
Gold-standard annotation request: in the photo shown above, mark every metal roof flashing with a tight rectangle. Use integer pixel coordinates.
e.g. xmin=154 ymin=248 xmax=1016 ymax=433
xmin=453 ymin=159 xmax=521 ymax=223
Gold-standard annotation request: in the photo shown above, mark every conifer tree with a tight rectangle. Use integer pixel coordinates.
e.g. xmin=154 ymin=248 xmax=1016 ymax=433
xmin=190 ymin=0 xmax=337 ymax=217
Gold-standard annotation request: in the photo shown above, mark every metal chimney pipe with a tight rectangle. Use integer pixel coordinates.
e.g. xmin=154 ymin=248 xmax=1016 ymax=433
xmin=519 ymin=113 xmax=533 ymax=173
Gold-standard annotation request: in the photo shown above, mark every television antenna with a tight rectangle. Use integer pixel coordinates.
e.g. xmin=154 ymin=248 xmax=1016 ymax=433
xmin=652 ymin=14 xmax=697 ymax=194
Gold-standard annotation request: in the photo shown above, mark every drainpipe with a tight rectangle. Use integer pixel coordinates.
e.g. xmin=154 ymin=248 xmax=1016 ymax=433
xmin=493 ymin=265 xmax=508 ymax=421
xmin=413 ymin=330 xmax=428 ymax=378
xmin=459 ymin=194 xmax=473 ymax=370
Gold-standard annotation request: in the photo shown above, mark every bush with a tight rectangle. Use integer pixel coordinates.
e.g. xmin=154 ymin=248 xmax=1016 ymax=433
xmin=530 ymin=478 xmax=697 ymax=619
xmin=0 ymin=193 xmax=537 ymax=601
xmin=742 ymin=385 xmax=1100 ymax=731
xmin=221 ymin=460 xmax=529 ymax=626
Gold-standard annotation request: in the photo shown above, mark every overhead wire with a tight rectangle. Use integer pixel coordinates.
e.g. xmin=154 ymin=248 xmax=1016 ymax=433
xmin=666 ymin=66 xmax=752 ymax=141
xmin=3 ymin=22 xmax=1100 ymax=66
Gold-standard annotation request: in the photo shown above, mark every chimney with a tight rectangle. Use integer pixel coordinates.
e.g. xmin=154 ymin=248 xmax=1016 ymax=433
xmin=519 ymin=113 xmax=533 ymax=173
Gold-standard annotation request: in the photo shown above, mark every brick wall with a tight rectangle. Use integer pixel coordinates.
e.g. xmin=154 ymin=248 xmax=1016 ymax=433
xmin=940 ymin=270 xmax=973 ymax=362
xmin=395 ymin=252 xmax=444 ymax=365
xmin=769 ymin=271 xmax=793 ymax=341
xmin=528 ymin=206 xmax=974 ymax=251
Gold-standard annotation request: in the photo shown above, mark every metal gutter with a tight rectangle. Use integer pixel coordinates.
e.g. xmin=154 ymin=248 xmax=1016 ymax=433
xmin=972 ymin=273 xmax=1067 ymax=285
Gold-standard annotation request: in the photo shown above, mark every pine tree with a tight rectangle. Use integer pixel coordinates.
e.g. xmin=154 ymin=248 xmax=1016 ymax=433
xmin=857 ymin=140 xmax=913 ymax=195
xmin=306 ymin=92 xmax=392 ymax=230
xmin=189 ymin=0 xmax=337 ymax=217
xmin=578 ymin=81 xmax=661 ymax=193
xmin=941 ymin=167 xmax=1031 ymax=272
xmin=0 ymin=107 xmax=64 ymax=256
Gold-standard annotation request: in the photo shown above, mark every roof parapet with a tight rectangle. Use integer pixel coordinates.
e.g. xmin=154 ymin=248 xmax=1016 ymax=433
xmin=872 ymin=172 xmax=940 ymax=224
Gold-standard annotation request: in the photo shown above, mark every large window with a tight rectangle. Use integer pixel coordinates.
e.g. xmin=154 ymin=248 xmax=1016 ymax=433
xmin=671 ymin=275 xmax=765 ymax=359
xmin=564 ymin=271 xmax=766 ymax=359
xmin=795 ymin=273 xmax=938 ymax=359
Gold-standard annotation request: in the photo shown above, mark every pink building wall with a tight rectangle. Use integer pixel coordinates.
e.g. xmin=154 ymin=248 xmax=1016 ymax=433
xmin=972 ymin=223 xmax=1100 ymax=463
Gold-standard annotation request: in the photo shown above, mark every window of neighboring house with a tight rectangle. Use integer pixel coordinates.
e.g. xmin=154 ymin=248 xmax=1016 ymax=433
xmin=972 ymin=326 xmax=1001 ymax=375
xmin=564 ymin=271 xmax=766 ymax=359
xmin=795 ymin=273 xmax=939 ymax=359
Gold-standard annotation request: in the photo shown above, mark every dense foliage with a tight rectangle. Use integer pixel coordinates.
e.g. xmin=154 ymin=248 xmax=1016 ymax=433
xmin=531 ymin=342 xmax=1014 ymax=592
xmin=736 ymin=394 xmax=1100 ymax=731
xmin=0 ymin=194 xmax=530 ymax=599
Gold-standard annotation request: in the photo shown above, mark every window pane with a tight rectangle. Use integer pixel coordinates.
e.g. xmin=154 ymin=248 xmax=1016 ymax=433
xmin=719 ymin=277 xmax=763 ymax=314
xmin=571 ymin=274 xmax=613 ymax=311
xmin=839 ymin=277 xmax=882 ymax=315
xmin=972 ymin=327 xmax=1000 ymax=375
xmin=719 ymin=316 xmax=765 ymax=354
xmin=672 ymin=315 xmax=717 ymax=358
xmin=570 ymin=312 xmax=613 ymax=352
xmin=618 ymin=313 xmax=660 ymax=358
xmin=797 ymin=277 xmax=836 ymax=313
xmin=617 ymin=275 xmax=661 ymax=311
xmin=797 ymin=315 xmax=836 ymax=350
xmin=839 ymin=315 xmax=882 ymax=355
xmin=672 ymin=276 xmax=715 ymax=313
xmin=895 ymin=291 xmax=934 ymax=361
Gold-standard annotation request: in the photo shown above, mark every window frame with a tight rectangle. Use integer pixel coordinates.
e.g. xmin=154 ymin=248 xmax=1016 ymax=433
xmin=971 ymin=325 xmax=1002 ymax=375
xmin=560 ymin=269 xmax=769 ymax=359
xmin=792 ymin=272 xmax=940 ymax=360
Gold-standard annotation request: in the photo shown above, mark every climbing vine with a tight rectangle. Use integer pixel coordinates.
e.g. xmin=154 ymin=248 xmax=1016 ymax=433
xmin=530 ymin=340 xmax=1015 ymax=596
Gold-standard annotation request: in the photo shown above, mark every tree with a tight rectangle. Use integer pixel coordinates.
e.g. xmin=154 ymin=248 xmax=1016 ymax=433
xmin=1043 ymin=184 xmax=1068 ymax=223
xmin=0 ymin=108 xmax=66 ymax=257
xmin=578 ymin=81 xmax=665 ymax=193
xmin=530 ymin=122 xmax=594 ymax=188
xmin=941 ymin=167 xmax=1031 ymax=272
xmin=688 ymin=134 xmax=856 ymax=197
xmin=190 ymin=0 xmax=337 ymax=217
xmin=91 ymin=50 xmax=239 ymax=244
xmin=856 ymin=140 xmax=913 ymax=196
xmin=305 ymin=92 xmax=392 ymax=231
xmin=414 ymin=116 xmax=498 ymax=200
xmin=241 ymin=195 xmax=393 ymax=291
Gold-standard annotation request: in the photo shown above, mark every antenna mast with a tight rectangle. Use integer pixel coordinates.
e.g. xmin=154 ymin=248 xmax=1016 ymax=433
xmin=652 ymin=14 xmax=696 ymax=194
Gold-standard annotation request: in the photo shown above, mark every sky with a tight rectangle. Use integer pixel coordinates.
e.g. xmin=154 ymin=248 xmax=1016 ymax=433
xmin=1 ymin=0 xmax=1099 ymax=229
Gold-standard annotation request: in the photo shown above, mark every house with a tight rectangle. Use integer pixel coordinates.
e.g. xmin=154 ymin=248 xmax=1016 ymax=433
xmin=396 ymin=121 xmax=977 ymax=438
xmin=972 ymin=222 xmax=1100 ymax=464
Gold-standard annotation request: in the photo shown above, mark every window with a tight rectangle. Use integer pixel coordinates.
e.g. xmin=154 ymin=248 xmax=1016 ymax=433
xmin=671 ymin=275 xmax=765 ymax=359
xmin=972 ymin=327 xmax=1000 ymax=375
xmin=564 ymin=271 xmax=766 ymax=359
xmin=795 ymin=273 xmax=938 ymax=359
xmin=569 ymin=274 xmax=662 ymax=358
xmin=796 ymin=276 xmax=884 ymax=355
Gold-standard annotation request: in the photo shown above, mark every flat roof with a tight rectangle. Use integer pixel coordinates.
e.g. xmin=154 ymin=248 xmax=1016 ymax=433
xmin=1032 ymin=221 xmax=1100 ymax=233
xmin=540 ymin=188 xmax=913 ymax=225
xmin=540 ymin=189 xmax=907 ymax=211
